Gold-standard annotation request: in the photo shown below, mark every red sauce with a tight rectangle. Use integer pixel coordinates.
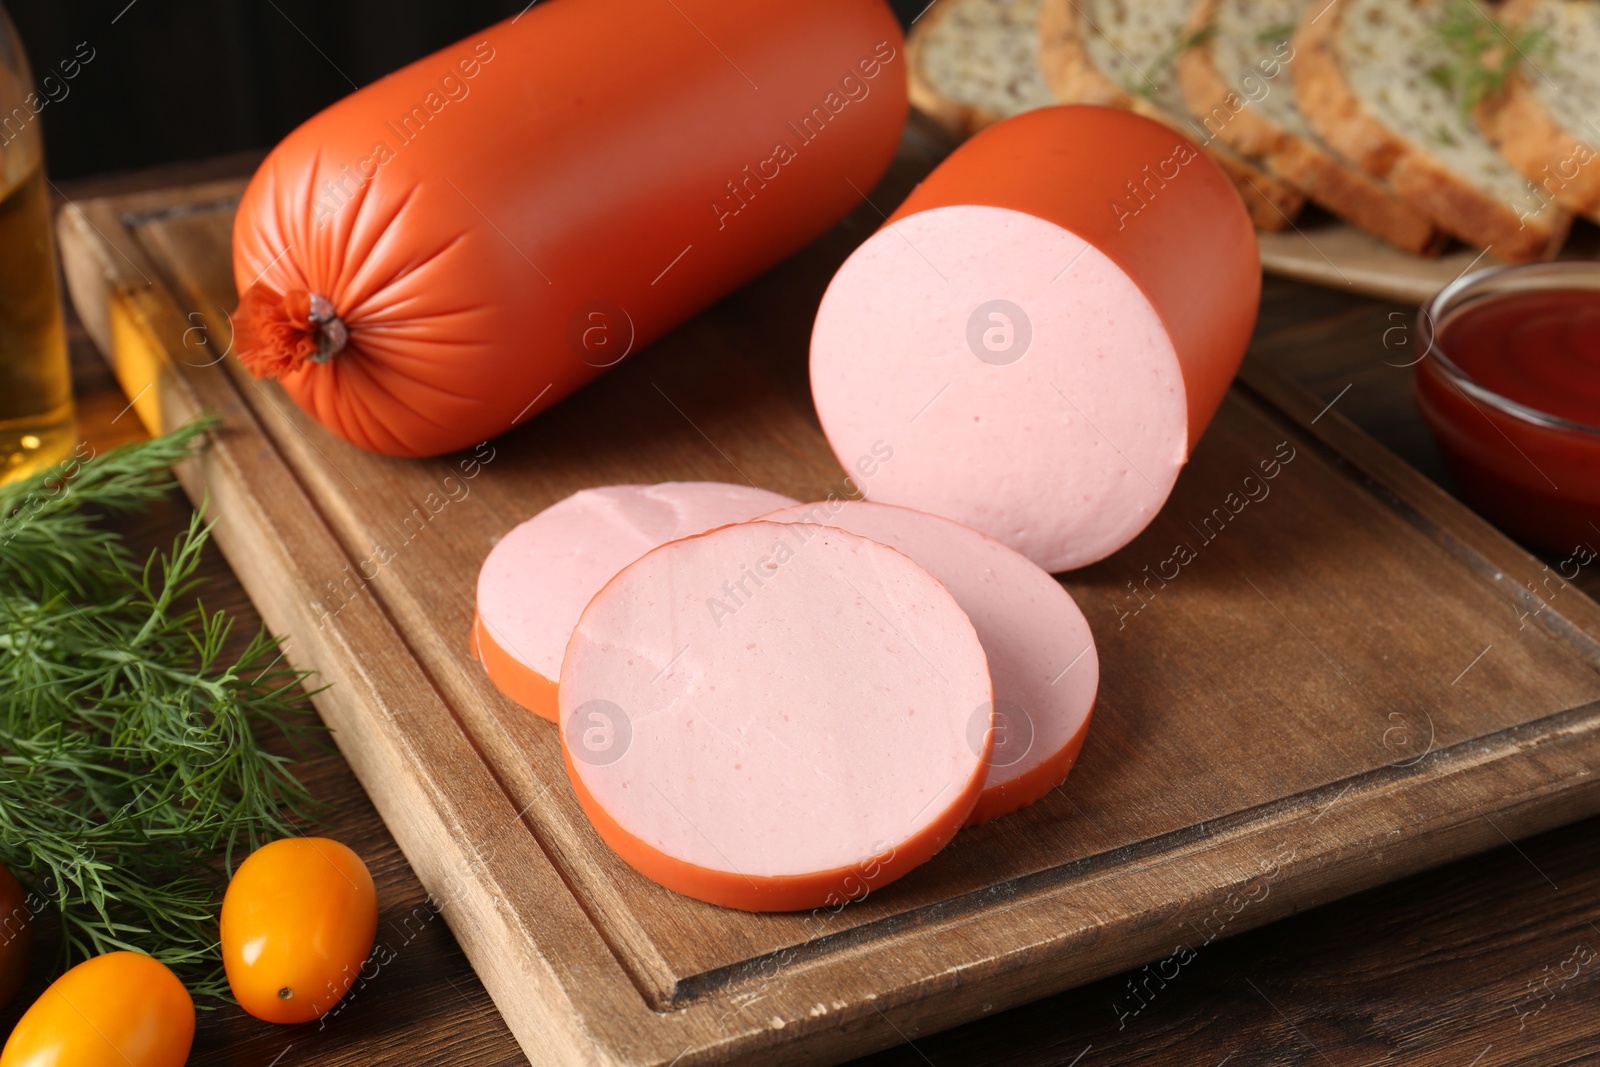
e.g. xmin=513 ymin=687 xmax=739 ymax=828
xmin=1414 ymin=286 xmax=1600 ymax=555
xmin=1435 ymin=288 xmax=1600 ymax=426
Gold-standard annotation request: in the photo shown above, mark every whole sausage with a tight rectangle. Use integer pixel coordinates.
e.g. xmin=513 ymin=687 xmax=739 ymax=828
xmin=232 ymin=0 xmax=908 ymax=456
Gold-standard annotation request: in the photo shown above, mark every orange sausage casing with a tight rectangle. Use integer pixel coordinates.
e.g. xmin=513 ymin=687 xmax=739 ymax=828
xmin=231 ymin=0 xmax=907 ymax=457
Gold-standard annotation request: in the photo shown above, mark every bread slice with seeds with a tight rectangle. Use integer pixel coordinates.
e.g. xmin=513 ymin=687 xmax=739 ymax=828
xmin=907 ymin=0 xmax=1059 ymax=138
xmin=1176 ymin=0 xmax=1445 ymax=253
xmin=1474 ymin=0 xmax=1600 ymax=221
xmin=1035 ymin=0 xmax=1306 ymax=232
xmin=1292 ymin=0 xmax=1570 ymax=262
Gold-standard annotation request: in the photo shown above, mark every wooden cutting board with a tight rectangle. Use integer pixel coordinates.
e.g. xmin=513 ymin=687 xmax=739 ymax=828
xmin=56 ymin=124 xmax=1600 ymax=1067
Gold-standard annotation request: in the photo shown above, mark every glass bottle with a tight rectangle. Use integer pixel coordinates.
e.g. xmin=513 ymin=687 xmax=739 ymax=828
xmin=0 ymin=3 xmax=74 ymax=485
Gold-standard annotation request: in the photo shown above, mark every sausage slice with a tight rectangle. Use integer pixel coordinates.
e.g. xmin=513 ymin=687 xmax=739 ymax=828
xmin=559 ymin=521 xmax=993 ymax=911
xmin=474 ymin=483 xmax=795 ymax=720
xmin=765 ymin=500 xmax=1097 ymax=824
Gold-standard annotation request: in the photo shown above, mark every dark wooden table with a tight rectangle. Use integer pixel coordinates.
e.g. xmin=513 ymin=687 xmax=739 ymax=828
xmin=13 ymin=157 xmax=1600 ymax=1067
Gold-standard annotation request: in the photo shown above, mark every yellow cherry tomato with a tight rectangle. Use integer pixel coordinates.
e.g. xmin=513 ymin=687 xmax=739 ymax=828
xmin=0 ymin=951 xmax=194 ymax=1067
xmin=220 ymin=837 xmax=378 ymax=1023
xmin=0 ymin=863 xmax=32 ymax=1009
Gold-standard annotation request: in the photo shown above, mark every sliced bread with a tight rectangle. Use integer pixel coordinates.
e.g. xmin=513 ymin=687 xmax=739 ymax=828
xmin=1177 ymin=0 xmax=1445 ymax=253
xmin=1035 ymin=0 xmax=1307 ymax=231
xmin=907 ymin=0 xmax=1058 ymax=138
xmin=1475 ymin=0 xmax=1600 ymax=220
xmin=1293 ymin=0 xmax=1570 ymax=262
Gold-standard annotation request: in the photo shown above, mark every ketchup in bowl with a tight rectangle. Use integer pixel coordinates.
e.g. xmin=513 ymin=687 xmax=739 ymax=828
xmin=1413 ymin=263 xmax=1600 ymax=555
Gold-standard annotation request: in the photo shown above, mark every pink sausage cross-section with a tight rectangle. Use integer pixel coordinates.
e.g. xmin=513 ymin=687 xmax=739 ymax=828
xmin=810 ymin=105 xmax=1261 ymax=572
xmin=560 ymin=520 xmax=994 ymax=911
xmin=473 ymin=482 xmax=797 ymax=720
xmin=764 ymin=500 xmax=1098 ymax=824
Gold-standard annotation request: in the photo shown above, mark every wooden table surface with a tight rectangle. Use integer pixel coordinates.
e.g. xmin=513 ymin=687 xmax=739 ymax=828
xmin=15 ymin=156 xmax=1600 ymax=1067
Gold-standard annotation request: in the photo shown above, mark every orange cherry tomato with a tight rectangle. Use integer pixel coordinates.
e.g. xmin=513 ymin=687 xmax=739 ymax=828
xmin=0 ymin=951 xmax=194 ymax=1067
xmin=220 ymin=837 xmax=378 ymax=1023
xmin=0 ymin=863 xmax=32 ymax=1009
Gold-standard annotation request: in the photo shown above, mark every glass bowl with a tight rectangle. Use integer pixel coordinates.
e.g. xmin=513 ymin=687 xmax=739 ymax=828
xmin=1412 ymin=261 xmax=1600 ymax=556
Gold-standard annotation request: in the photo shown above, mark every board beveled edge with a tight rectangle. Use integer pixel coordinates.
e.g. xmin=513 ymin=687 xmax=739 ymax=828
xmin=667 ymin=696 xmax=1600 ymax=1005
xmin=56 ymin=182 xmax=1600 ymax=1067
xmin=1234 ymin=360 xmax=1600 ymax=663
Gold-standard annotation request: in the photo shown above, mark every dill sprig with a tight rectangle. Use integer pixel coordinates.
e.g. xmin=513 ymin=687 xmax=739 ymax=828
xmin=1128 ymin=23 xmax=1217 ymax=99
xmin=0 ymin=421 xmax=324 ymax=1000
xmin=1257 ymin=21 xmax=1297 ymax=44
xmin=1162 ymin=22 xmax=1218 ymax=70
xmin=1428 ymin=0 xmax=1552 ymax=117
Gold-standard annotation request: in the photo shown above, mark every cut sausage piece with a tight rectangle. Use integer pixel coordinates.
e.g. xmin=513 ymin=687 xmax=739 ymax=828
xmin=810 ymin=105 xmax=1260 ymax=572
xmin=474 ymin=483 xmax=797 ymax=721
xmin=764 ymin=500 xmax=1097 ymax=824
xmin=560 ymin=520 xmax=993 ymax=911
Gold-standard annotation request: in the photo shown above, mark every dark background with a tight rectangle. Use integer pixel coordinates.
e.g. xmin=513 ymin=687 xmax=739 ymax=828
xmin=7 ymin=0 xmax=930 ymax=180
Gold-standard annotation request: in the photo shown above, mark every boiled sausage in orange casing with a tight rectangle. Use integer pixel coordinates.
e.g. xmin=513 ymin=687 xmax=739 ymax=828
xmin=811 ymin=105 xmax=1260 ymax=572
xmin=232 ymin=0 xmax=908 ymax=457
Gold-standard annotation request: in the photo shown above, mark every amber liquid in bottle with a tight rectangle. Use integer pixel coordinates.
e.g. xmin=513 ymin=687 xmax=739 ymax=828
xmin=0 ymin=159 xmax=74 ymax=483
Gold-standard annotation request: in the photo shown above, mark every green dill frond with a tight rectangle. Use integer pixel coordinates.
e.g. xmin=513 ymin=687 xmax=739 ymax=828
xmin=1131 ymin=22 xmax=1217 ymax=99
xmin=1432 ymin=0 xmax=1555 ymax=117
xmin=0 ymin=420 xmax=325 ymax=1001
xmin=1257 ymin=21 xmax=1297 ymax=44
